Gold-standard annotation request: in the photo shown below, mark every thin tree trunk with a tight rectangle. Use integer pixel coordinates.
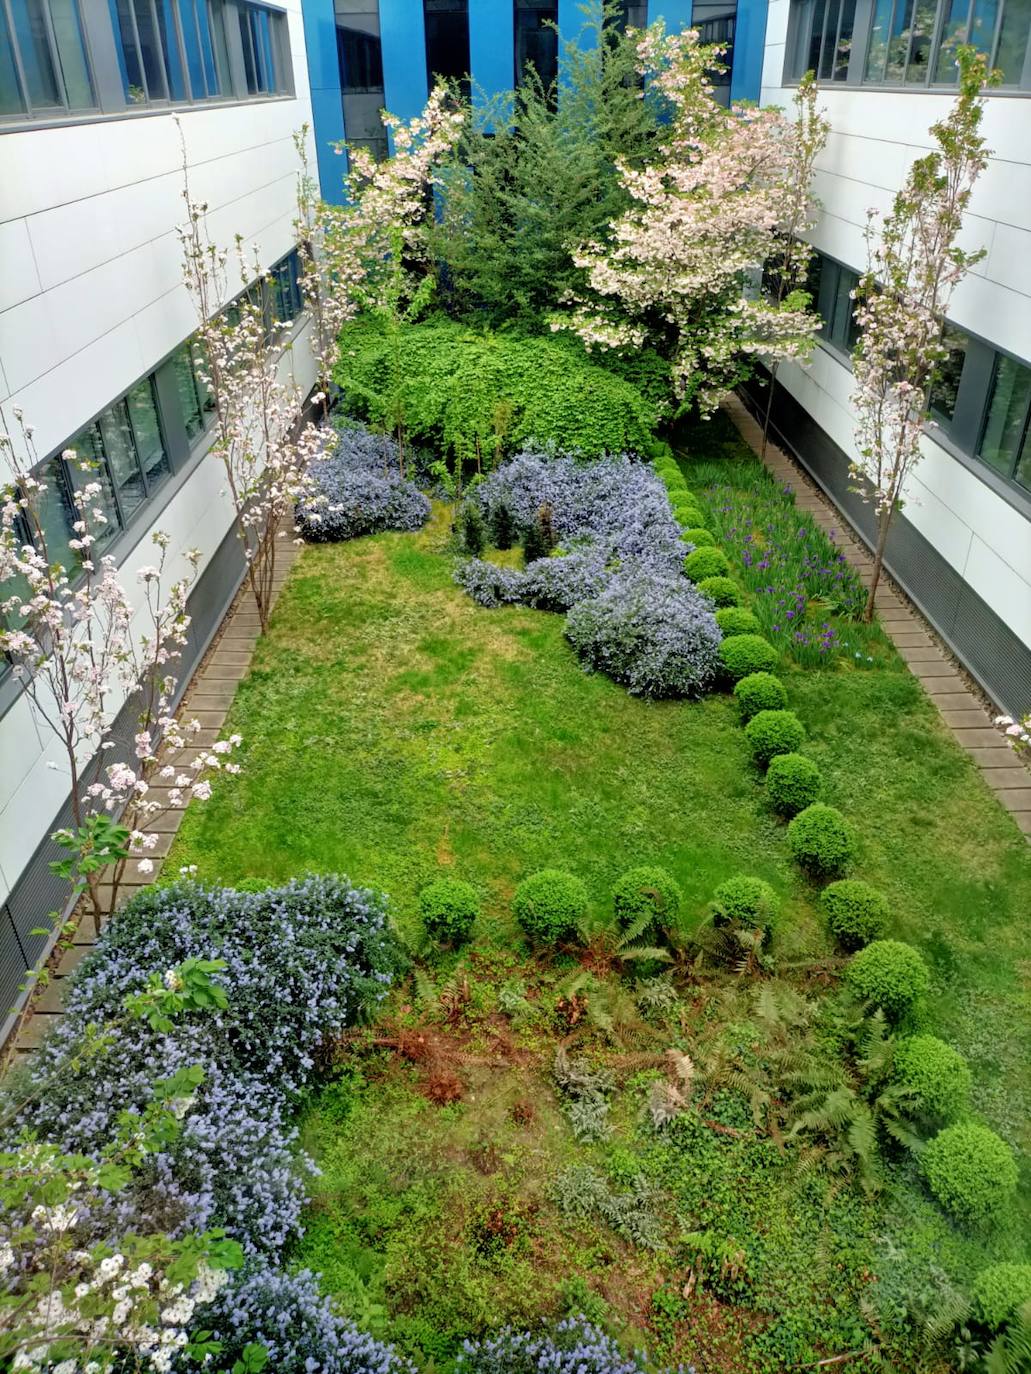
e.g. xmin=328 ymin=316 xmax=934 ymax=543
xmin=863 ymin=503 xmax=893 ymax=622
xmin=760 ymin=361 xmax=780 ymax=462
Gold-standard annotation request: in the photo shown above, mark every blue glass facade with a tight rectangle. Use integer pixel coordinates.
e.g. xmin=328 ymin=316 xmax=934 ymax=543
xmin=305 ymin=0 xmax=768 ymax=204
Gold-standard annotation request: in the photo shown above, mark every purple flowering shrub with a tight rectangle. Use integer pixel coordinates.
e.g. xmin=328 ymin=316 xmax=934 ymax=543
xmin=296 ymin=421 xmax=430 ymax=542
xmin=456 ymin=452 xmax=720 ymax=697
xmin=564 ymin=571 xmax=722 ymax=698
xmin=207 ymin=1266 xmax=413 ymax=1373
xmin=456 ymin=1319 xmax=689 ymax=1373
xmin=16 ymin=875 xmax=407 ymax=1371
xmin=698 ymin=474 xmax=870 ymax=666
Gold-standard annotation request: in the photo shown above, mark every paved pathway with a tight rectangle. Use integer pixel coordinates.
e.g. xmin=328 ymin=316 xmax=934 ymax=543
xmin=9 ymin=539 xmax=301 ymax=1059
xmin=720 ymin=396 xmax=1031 ymax=841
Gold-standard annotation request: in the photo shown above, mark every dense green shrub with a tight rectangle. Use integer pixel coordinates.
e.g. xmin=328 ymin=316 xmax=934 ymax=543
xmin=711 ymin=875 xmax=780 ymax=934
xmin=513 ymin=869 xmax=589 ymax=943
xmin=892 ymin=1034 xmax=972 ymax=1123
xmin=733 ymin=672 xmax=788 ymax=720
xmin=922 ymin=1123 xmax=1019 ymax=1226
xmin=844 ymin=939 xmax=930 ymax=1019
xmin=972 ymin=1264 xmax=1031 ymax=1332
xmin=419 ymin=877 xmax=480 ymax=945
xmin=765 ymin=752 xmax=821 ymax=816
xmin=672 ymin=505 xmax=705 ymax=531
xmin=335 ymin=317 xmax=658 ymax=461
xmin=697 ymin=576 xmax=741 ymax=608
xmin=611 ymin=865 xmax=684 ymax=936
xmin=719 ymin=633 xmax=779 ymax=679
xmin=820 ymin=879 xmax=888 ymax=949
xmin=684 ymin=527 xmax=715 ymax=547
xmin=744 ymin=709 xmax=806 ymax=767
xmin=684 ymin=546 xmax=731 ymax=581
xmin=786 ymin=803 xmax=854 ymax=876
xmin=714 ymin=606 xmax=761 ymax=637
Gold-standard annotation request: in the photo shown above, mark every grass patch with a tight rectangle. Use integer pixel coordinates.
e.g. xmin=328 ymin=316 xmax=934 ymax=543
xmin=170 ymin=415 xmax=1031 ymax=1370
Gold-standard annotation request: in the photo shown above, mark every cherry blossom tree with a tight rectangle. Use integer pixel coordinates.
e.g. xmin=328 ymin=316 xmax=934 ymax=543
xmin=759 ymin=70 xmax=829 ymax=458
xmin=555 ymin=24 xmax=822 ymax=416
xmin=0 ymin=411 xmax=241 ymax=945
xmin=850 ymin=46 xmax=993 ymax=620
xmin=178 ymin=157 xmax=324 ymax=634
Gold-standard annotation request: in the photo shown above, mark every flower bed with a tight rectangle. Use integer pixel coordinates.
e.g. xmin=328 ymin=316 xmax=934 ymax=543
xmin=296 ymin=419 xmax=430 ymax=542
xmin=16 ymin=876 xmax=408 ymax=1372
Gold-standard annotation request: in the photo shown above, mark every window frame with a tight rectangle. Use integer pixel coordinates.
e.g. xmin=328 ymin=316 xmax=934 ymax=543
xmin=0 ymin=0 xmax=99 ymax=120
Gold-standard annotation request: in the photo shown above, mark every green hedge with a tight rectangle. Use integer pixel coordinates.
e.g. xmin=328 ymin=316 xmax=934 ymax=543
xmin=334 ymin=317 xmax=659 ymax=461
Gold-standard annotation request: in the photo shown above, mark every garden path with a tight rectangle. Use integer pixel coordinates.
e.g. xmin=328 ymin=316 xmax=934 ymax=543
xmin=720 ymin=395 xmax=1031 ymax=842
xmin=8 ymin=537 xmax=301 ymax=1061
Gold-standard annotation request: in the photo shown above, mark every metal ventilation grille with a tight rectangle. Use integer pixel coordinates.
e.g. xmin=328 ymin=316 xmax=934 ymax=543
xmin=741 ymin=377 xmax=1031 ymax=718
xmin=0 ymin=525 xmax=246 ymax=1048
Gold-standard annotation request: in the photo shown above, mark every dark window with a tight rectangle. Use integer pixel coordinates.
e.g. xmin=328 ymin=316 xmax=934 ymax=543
xmin=696 ymin=12 xmax=736 ymax=99
xmin=609 ymin=0 xmax=648 ymax=27
xmin=929 ymin=325 xmax=969 ymax=428
xmin=270 ymin=250 xmax=303 ymax=325
xmin=979 ymin=354 xmax=1031 ymax=492
xmin=423 ymin=0 xmax=469 ymax=96
xmin=172 ymin=342 xmax=212 ymax=441
xmin=0 ymin=0 xmax=95 ymax=119
xmin=514 ymin=0 xmax=558 ymax=90
xmin=813 ymin=254 xmax=860 ymax=351
xmin=338 ymin=24 xmax=382 ymax=90
xmin=67 ymin=384 xmax=170 ymax=533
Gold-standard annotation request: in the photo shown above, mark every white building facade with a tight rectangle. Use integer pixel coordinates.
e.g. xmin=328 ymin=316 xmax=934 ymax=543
xmin=755 ymin=0 xmax=1031 ymax=715
xmin=0 ymin=0 xmax=317 ymax=1019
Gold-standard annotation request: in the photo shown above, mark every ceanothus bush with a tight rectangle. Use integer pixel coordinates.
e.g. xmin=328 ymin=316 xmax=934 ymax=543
xmin=296 ymin=421 xmax=430 ymax=541
xmin=565 ymin=570 xmax=722 ymax=698
xmin=456 ymin=1318 xmax=691 ymax=1373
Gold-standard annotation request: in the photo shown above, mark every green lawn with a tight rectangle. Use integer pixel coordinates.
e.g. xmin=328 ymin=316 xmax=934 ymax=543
xmin=170 ymin=420 xmax=1031 ymax=1371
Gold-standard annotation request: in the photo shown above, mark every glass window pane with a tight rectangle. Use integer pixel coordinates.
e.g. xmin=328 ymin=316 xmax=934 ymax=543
xmin=208 ymin=0 xmax=231 ymax=87
xmin=98 ymin=402 xmax=146 ymax=517
xmin=807 ymin=0 xmax=828 ymax=69
xmin=127 ymin=378 xmax=170 ymax=483
xmin=158 ymin=0 xmax=187 ymax=97
xmin=515 ymin=1 xmax=558 ymax=88
xmin=114 ymin=0 xmax=149 ymax=100
xmin=68 ymin=423 xmax=121 ymax=545
xmin=995 ymin=0 xmax=1031 ymax=82
xmin=906 ymin=0 xmax=939 ymax=78
xmin=969 ymin=0 xmax=1000 ymax=55
xmin=424 ymin=0 xmax=469 ymax=96
xmin=929 ymin=325 xmax=968 ymax=426
xmin=132 ymin=0 xmax=169 ymax=98
xmin=49 ymin=0 xmax=94 ymax=107
xmin=0 ymin=4 xmax=26 ymax=115
xmin=934 ymin=0 xmax=972 ymax=78
xmin=834 ymin=0 xmax=857 ymax=74
xmin=33 ymin=455 xmax=79 ymax=575
xmin=979 ymin=355 xmax=1031 ymax=478
xmin=865 ymin=0 xmax=894 ymax=76
xmin=172 ymin=344 xmax=204 ymax=439
xmin=10 ymin=0 xmax=62 ymax=108
xmin=886 ymin=0 xmax=915 ymax=79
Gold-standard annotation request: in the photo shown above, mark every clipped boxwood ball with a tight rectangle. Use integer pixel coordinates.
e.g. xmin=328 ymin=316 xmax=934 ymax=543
xmin=922 ymin=1123 xmax=1018 ymax=1226
xmin=711 ymin=874 xmax=780 ymax=934
xmin=420 ymin=877 xmax=479 ymax=945
xmin=844 ymin=939 xmax=929 ymax=1019
xmin=820 ymin=879 xmax=889 ymax=949
xmin=893 ymin=1034 xmax=972 ymax=1123
xmin=972 ymin=1264 xmax=1031 ymax=1332
xmin=513 ymin=869 xmax=588 ymax=943
xmin=672 ymin=499 xmax=705 ymax=525
xmin=786 ymin=802 xmax=854 ymax=876
xmin=744 ymin=709 xmax=806 ymax=767
xmin=661 ymin=469 xmax=689 ymax=491
xmin=697 ymin=576 xmax=741 ymax=608
xmin=612 ymin=865 xmax=684 ymax=935
xmin=719 ymin=633 xmax=779 ymax=680
xmin=684 ymin=546 xmax=731 ymax=581
xmin=715 ymin=606 xmax=761 ymax=637
xmin=733 ymin=671 xmax=788 ymax=720
xmin=683 ymin=527 xmax=715 ymax=547
xmin=766 ymin=751 xmax=821 ymax=816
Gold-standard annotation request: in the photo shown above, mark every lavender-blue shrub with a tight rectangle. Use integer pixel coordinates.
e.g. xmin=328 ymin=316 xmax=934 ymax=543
xmin=522 ymin=546 xmax=612 ymax=611
xmin=296 ymin=421 xmax=430 ymax=541
xmin=565 ymin=571 xmax=722 ymax=698
xmin=208 ymin=1265 xmax=414 ymax=1374
xmin=454 ymin=558 xmax=526 ymax=608
xmin=456 ymin=1319 xmax=689 ymax=1373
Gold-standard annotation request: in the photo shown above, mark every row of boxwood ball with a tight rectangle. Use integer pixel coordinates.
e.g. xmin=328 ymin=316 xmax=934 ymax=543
xmin=649 ymin=448 xmax=1022 ymax=1257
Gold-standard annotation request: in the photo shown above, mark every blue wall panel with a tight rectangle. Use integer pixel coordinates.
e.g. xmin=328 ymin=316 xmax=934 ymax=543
xmin=470 ymin=0 xmax=514 ymax=100
xmin=301 ymin=0 xmax=347 ymax=205
xmin=652 ymin=0 xmax=694 ymax=31
xmin=729 ymin=0 xmax=768 ymax=101
xmin=380 ymin=0 xmax=429 ymax=127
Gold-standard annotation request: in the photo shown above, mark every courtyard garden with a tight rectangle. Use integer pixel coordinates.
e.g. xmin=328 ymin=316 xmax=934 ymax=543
xmin=2 ymin=9 xmax=1029 ymax=1373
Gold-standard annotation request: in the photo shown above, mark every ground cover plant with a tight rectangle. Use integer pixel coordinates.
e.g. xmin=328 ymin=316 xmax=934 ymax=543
xmin=167 ymin=412 xmax=1031 ymax=1373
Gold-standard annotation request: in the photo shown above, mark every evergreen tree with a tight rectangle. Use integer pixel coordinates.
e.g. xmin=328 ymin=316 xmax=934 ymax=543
xmin=522 ymin=518 xmax=547 ymax=566
xmin=538 ymin=502 xmax=557 ymax=554
xmin=461 ymin=502 xmax=487 ymax=556
xmin=490 ymin=501 xmax=516 ymax=550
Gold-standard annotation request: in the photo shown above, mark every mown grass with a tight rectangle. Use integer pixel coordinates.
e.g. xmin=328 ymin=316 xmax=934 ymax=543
xmin=170 ymin=413 xmax=1031 ymax=1370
